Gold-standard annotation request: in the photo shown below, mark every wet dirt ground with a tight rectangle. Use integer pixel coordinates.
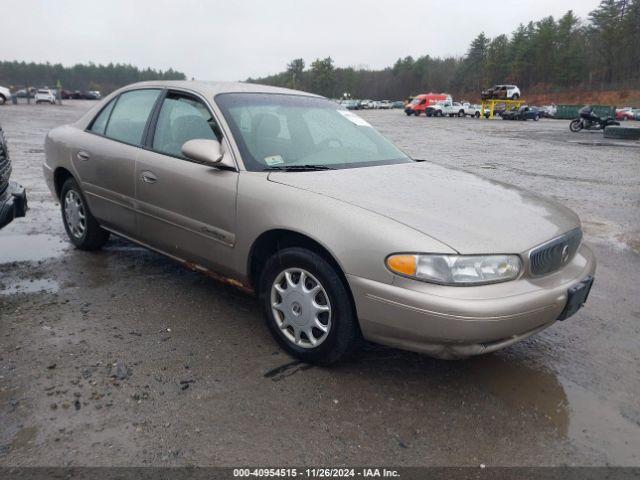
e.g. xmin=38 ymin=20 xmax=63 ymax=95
xmin=1 ymin=102 xmax=639 ymax=467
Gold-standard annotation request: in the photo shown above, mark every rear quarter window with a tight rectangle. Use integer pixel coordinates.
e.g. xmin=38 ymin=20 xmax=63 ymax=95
xmin=89 ymin=99 xmax=117 ymax=135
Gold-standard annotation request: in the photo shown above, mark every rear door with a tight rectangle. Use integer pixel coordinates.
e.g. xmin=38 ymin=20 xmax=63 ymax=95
xmin=134 ymin=89 xmax=238 ymax=274
xmin=74 ymin=88 xmax=161 ymax=236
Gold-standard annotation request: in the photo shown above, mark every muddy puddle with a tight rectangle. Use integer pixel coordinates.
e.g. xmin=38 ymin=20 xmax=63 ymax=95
xmin=467 ymin=356 xmax=640 ymax=465
xmin=0 ymin=278 xmax=59 ymax=295
xmin=0 ymin=233 xmax=68 ymax=264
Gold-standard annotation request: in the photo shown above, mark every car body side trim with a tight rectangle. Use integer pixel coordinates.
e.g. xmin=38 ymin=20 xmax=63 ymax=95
xmin=101 ymin=226 xmax=251 ymax=293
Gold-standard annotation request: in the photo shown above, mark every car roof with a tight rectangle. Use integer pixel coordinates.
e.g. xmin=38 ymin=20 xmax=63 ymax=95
xmin=116 ymin=80 xmax=322 ymax=98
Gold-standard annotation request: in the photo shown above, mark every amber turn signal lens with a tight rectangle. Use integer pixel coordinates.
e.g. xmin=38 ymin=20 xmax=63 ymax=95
xmin=386 ymin=254 xmax=417 ymax=276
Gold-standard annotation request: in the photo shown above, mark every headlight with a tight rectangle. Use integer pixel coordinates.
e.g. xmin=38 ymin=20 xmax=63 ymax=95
xmin=386 ymin=253 xmax=522 ymax=285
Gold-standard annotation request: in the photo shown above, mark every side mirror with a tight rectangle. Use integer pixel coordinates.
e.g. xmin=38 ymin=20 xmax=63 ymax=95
xmin=181 ymin=139 xmax=235 ymax=169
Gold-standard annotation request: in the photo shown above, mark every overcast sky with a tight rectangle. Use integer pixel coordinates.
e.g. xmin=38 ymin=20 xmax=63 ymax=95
xmin=2 ymin=0 xmax=602 ymax=81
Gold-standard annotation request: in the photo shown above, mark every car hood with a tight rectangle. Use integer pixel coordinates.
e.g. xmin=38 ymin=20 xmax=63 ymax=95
xmin=268 ymin=162 xmax=580 ymax=254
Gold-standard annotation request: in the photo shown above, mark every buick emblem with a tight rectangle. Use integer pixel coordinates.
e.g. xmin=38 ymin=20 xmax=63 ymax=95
xmin=560 ymin=244 xmax=570 ymax=264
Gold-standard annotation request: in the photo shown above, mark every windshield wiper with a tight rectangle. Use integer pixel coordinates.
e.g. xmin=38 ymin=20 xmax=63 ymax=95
xmin=263 ymin=164 xmax=336 ymax=171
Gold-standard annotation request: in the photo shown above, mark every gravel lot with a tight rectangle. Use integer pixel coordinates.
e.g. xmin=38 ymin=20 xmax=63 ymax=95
xmin=1 ymin=101 xmax=639 ymax=467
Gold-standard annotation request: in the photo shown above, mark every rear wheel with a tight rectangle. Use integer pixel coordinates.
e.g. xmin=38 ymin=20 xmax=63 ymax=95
xmin=60 ymin=177 xmax=109 ymax=250
xmin=458 ymin=110 xmax=465 ymax=117
xmin=474 ymin=111 xmax=480 ymax=118
xmin=259 ymin=247 xmax=360 ymax=365
xmin=511 ymin=93 xmax=519 ymax=100
xmin=0 ymin=95 xmax=6 ymax=105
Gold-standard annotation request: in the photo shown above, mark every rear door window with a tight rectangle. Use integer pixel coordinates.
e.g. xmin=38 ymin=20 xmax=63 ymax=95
xmin=104 ymin=89 xmax=161 ymax=145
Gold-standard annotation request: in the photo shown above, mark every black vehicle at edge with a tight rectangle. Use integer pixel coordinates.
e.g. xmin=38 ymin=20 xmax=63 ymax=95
xmin=500 ymin=105 xmax=541 ymax=121
xmin=0 ymin=123 xmax=28 ymax=229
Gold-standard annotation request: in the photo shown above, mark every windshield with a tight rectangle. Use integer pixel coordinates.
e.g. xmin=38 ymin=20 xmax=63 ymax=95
xmin=216 ymin=93 xmax=411 ymax=171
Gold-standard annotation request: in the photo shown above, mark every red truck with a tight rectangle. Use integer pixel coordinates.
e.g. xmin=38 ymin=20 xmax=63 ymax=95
xmin=404 ymin=93 xmax=453 ymax=116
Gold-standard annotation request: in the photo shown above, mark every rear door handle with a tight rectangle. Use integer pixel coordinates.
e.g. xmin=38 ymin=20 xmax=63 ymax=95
xmin=77 ymin=150 xmax=90 ymax=161
xmin=140 ymin=171 xmax=158 ymax=184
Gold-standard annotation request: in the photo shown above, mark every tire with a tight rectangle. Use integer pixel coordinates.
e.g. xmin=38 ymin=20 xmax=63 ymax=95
xmin=474 ymin=111 xmax=480 ymax=118
xmin=534 ymin=115 xmax=539 ymax=121
xmin=603 ymin=125 xmax=640 ymax=140
xmin=458 ymin=110 xmax=465 ymax=117
xmin=259 ymin=247 xmax=360 ymax=365
xmin=60 ymin=177 xmax=109 ymax=250
xmin=0 ymin=95 xmax=6 ymax=105
xmin=569 ymin=119 xmax=583 ymax=132
xmin=511 ymin=93 xmax=519 ymax=100
xmin=405 ymin=111 xmax=412 ymax=116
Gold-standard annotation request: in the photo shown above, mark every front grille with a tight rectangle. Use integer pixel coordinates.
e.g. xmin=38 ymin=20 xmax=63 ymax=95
xmin=529 ymin=228 xmax=582 ymax=276
xmin=0 ymin=127 xmax=10 ymax=197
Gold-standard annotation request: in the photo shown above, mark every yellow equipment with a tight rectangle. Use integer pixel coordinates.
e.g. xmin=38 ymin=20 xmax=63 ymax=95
xmin=481 ymin=98 xmax=524 ymax=119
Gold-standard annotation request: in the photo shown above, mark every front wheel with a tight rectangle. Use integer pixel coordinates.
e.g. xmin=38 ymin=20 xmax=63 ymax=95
xmin=259 ymin=247 xmax=360 ymax=365
xmin=474 ymin=111 xmax=480 ymax=118
xmin=569 ymin=119 xmax=583 ymax=132
xmin=61 ymin=177 xmax=110 ymax=250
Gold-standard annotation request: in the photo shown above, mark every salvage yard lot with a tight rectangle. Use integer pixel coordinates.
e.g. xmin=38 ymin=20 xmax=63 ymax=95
xmin=1 ymin=101 xmax=639 ymax=466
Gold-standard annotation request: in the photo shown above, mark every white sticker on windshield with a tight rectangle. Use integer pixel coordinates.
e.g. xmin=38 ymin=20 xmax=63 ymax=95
xmin=264 ymin=155 xmax=285 ymax=166
xmin=338 ymin=110 xmax=372 ymax=127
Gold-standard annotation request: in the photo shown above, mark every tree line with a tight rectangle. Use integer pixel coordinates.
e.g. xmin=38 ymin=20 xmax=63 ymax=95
xmin=0 ymin=61 xmax=186 ymax=93
xmin=250 ymin=0 xmax=640 ymax=100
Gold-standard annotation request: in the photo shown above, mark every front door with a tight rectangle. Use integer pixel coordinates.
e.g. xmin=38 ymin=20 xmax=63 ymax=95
xmin=135 ymin=90 xmax=238 ymax=274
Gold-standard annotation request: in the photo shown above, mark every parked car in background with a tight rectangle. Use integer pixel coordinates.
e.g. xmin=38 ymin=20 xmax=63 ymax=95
xmin=376 ymin=100 xmax=392 ymax=109
xmin=1 ymin=122 xmax=28 ymax=229
xmin=405 ymin=93 xmax=452 ymax=116
xmin=634 ymin=109 xmax=640 ymax=121
xmin=89 ymin=90 xmax=102 ymax=100
xmin=462 ymin=103 xmax=482 ymax=118
xmin=80 ymin=91 xmax=101 ymax=100
xmin=360 ymin=100 xmax=374 ymax=109
xmin=391 ymin=101 xmax=404 ymax=109
xmin=34 ymin=89 xmax=56 ymax=104
xmin=539 ymin=104 xmax=557 ymax=118
xmin=615 ymin=107 xmax=636 ymax=121
xmin=481 ymin=85 xmax=521 ymax=100
xmin=426 ymin=101 xmax=466 ymax=117
xmin=0 ymin=85 xmax=12 ymax=105
xmin=501 ymin=105 xmax=541 ymax=121
xmin=43 ymin=80 xmax=596 ymax=364
xmin=16 ymin=88 xmax=35 ymax=98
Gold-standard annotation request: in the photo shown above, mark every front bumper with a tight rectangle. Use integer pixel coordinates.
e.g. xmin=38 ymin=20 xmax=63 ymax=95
xmin=348 ymin=243 xmax=596 ymax=359
xmin=0 ymin=181 xmax=28 ymax=229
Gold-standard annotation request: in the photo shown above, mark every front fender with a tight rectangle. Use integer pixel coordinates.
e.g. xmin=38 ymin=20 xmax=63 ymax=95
xmin=233 ymin=172 xmax=456 ymax=284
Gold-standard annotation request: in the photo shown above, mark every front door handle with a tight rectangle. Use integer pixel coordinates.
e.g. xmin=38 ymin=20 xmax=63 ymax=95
xmin=77 ymin=150 xmax=91 ymax=161
xmin=140 ymin=171 xmax=158 ymax=184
